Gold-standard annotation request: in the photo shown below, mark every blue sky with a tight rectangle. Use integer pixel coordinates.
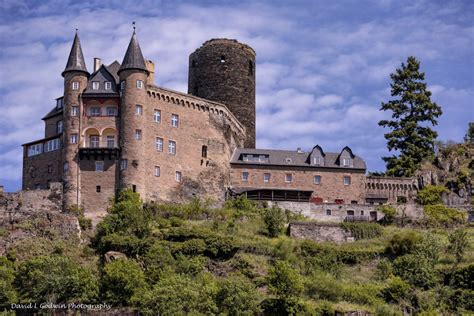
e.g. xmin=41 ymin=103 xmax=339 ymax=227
xmin=0 ymin=0 xmax=473 ymax=192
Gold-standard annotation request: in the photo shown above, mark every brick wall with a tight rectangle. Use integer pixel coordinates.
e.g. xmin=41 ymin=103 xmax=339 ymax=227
xmin=44 ymin=115 xmax=63 ymax=138
xmin=22 ymin=148 xmax=62 ymax=190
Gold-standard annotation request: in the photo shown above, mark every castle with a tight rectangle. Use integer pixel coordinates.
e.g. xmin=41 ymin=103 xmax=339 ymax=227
xmin=22 ymin=30 xmax=418 ymax=220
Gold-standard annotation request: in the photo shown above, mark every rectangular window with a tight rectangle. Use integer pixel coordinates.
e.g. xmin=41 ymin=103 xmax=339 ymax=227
xmin=105 ymin=81 xmax=112 ymax=90
xmin=70 ymin=134 xmax=78 ymax=144
xmin=154 ymin=109 xmax=161 ymax=123
xmin=136 ymin=80 xmax=143 ymax=89
xmin=314 ymin=175 xmax=321 ymax=185
xmin=106 ymin=107 xmax=117 ymax=116
xmin=264 ymin=173 xmax=271 ymax=182
xmin=120 ymin=159 xmax=128 ymax=170
xmin=92 ymin=81 xmax=100 ymax=90
xmin=242 ymin=172 xmax=249 ymax=181
xmin=343 ymin=158 xmax=352 ymax=167
xmin=202 ymin=145 xmax=208 ymax=158
xmin=344 ymin=176 xmax=351 ymax=186
xmin=326 ymin=209 xmax=331 ymax=216
xmin=175 ymin=171 xmax=182 ymax=182
xmin=56 ymin=120 xmax=63 ymax=134
xmin=28 ymin=143 xmax=43 ymax=157
xmin=45 ymin=138 xmax=60 ymax=152
xmin=155 ymin=137 xmax=163 ymax=151
xmin=171 ymin=114 xmax=179 ymax=127
xmin=96 ymin=185 xmax=101 ymax=193
xmin=72 ymin=82 xmax=79 ymax=90
xmin=154 ymin=166 xmax=160 ymax=177
xmin=135 ymin=104 xmax=143 ymax=115
xmin=135 ymin=129 xmax=142 ymax=140
xmin=95 ymin=161 xmax=104 ymax=172
xmin=47 ymin=165 xmax=53 ymax=174
xmin=106 ymin=135 xmax=115 ymax=148
xmin=64 ymin=162 xmax=69 ymax=172
xmin=120 ymin=81 xmax=125 ymax=90
xmin=56 ymin=98 xmax=63 ymax=108
xmin=168 ymin=140 xmax=176 ymax=155
xmin=313 ymin=157 xmax=322 ymax=165
xmin=285 ymin=174 xmax=292 ymax=183
xmin=90 ymin=135 xmax=100 ymax=148
xmin=71 ymin=106 xmax=79 ymax=116
xmin=90 ymin=107 xmax=101 ymax=116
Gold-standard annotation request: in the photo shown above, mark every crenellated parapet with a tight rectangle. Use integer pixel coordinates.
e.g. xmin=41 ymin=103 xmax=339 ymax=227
xmin=365 ymin=176 xmax=418 ymax=204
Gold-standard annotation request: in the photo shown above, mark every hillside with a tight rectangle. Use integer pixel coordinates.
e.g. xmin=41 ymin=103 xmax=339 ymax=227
xmin=1 ymin=191 xmax=472 ymax=315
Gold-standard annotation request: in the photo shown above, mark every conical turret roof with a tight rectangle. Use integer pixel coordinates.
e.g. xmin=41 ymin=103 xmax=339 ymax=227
xmin=119 ymin=31 xmax=147 ymax=74
xmin=62 ymin=32 xmax=89 ymax=77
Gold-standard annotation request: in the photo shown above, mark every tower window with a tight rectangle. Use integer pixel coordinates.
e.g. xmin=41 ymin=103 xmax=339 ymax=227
xmin=120 ymin=159 xmax=128 ymax=170
xmin=120 ymin=81 xmax=125 ymax=90
xmin=155 ymin=137 xmax=163 ymax=151
xmin=72 ymin=82 xmax=79 ymax=90
xmin=248 ymin=60 xmax=254 ymax=75
xmin=136 ymin=80 xmax=144 ymax=89
xmin=314 ymin=175 xmax=321 ymax=185
xmin=135 ymin=129 xmax=142 ymax=140
xmin=220 ymin=55 xmax=226 ymax=63
xmin=132 ymin=185 xmax=136 ymax=192
xmin=192 ymin=60 xmax=196 ymax=67
xmin=171 ymin=114 xmax=179 ymax=127
xmin=47 ymin=165 xmax=53 ymax=173
xmin=154 ymin=109 xmax=161 ymax=123
xmin=105 ymin=81 xmax=112 ymax=90
xmin=154 ymin=166 xmax=160 ymax=177
xmin=326 ymin=209 xmax=331 ymax=216
xmin=202 ymin=145 xmax=208 ymax=158
xmin=70 ymin=134 xmax=78 ymax=144
xmin=92 ymin=81 xmax=100 ymax=90
xmin=63 ymin=162 xmax=69 ymax=172
xmin=168 ymin=140 xmax=176 ymax=155
xmin=175 ymin=171 xmax=182 ymax=182
xmin=71 ymin=106 xmax=79 ymax=116
xmin=135 ymin=104 xmax=143 ymax=115
xmin=96 ymin=185 xmax=101 ymax=193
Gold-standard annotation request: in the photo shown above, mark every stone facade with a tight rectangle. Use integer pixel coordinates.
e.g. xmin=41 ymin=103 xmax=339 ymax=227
xmin=289 ymin=222 xmax=354 ymax=243
xmin=365 ymin=176 xmax=418 ymax=204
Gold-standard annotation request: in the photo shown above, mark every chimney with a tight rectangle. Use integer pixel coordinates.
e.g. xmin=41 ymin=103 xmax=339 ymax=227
xmin=297 ymin=147 xmax=303 ymax=153
xmin=145 ymin=59 xmax=155 ymax=85
xmin=93 ymin=58 xmax=102 ymax=72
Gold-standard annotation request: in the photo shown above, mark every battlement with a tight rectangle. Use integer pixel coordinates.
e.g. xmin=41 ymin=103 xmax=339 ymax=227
xmin=147 ymin=85 xmax=246 ymax=135
xmin=194 ymin=38 xmax=256 ymax=56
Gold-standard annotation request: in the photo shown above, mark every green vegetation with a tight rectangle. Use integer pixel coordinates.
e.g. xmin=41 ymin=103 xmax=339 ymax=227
xmin=1 ymin=191 xmax=472 ymax=315
xmin=416 ymin=185 xmax=448 ymax=205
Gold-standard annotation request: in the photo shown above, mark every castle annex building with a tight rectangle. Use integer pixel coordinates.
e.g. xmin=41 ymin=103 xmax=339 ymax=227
xmin=22 ymin=30 xmax=418 ymax=219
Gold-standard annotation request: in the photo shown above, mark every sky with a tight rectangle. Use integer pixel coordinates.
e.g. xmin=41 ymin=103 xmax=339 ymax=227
xmin=0 ymin=0 xmax=473 ymax=192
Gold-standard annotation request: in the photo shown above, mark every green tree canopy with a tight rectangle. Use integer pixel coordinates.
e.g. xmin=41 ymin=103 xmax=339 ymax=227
xmin=379 ymin=56 xmax=442 ymax=176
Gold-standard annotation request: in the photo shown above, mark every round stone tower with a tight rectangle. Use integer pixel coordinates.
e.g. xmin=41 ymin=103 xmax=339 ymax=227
xmin=188 ymin=39 xmax=256 ymax=148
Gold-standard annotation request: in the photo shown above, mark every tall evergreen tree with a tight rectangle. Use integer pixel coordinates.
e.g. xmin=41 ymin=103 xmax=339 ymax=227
xmin=379 ymin=56 xmax=442 ymax=177
xmin=464 ymin=122 xmax=474 ymax=144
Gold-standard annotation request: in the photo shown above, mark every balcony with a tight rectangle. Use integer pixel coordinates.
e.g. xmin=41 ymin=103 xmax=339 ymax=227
xmin=79 ymin=146 xmax=120 ymax=160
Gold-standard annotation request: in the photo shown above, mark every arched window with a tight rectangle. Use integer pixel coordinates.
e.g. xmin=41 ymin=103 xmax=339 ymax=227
xmin=202 ymin=145 xmax=208 ymax=158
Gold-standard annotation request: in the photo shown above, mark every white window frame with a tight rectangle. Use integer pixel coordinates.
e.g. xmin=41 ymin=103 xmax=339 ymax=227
xmin=168 ymin=140 xmax=176 ymax=155
xmin=106 ymin=135 xmax=115 ymax=148
xmin=135 ymin=104 xmax=143 ymax=115
xmin=56 ymin=120 xmax=63 ymax=133
xmin=285 ymin=174 xmax=292 ymax=183
xmin=120 ymin=81 xmax=125 ymax=90
xmin=28 ymin=143 xmax=43 ymax=157
xmin=72 ymin=82 xmax=79 ymax=90
xmin=92 ymin=81 xmax=100 ymax=90
xmin=154 ymin=166 xmax=160 ymax=177
xmin=155 ymin=137 xmax=163 ymax=152
xmin=90 ymin=107 xmax=101 ymax=116
xmin=90 ymin=135 xmax=100 ymax=148
xmin=95 ymin=161 xmax=104 ymax=172
xmin=136 ymin=80 xmax=144 ymax=89
xmin=154 ymin=109 xmax=161 ymax=123
xmin=314 ymin=175 xmax=321 ymax=185
xmin=175 ymin=171 xmax=182 ymax=182
xmin=71 ymin=106 xmax=79 ymax=116
xmin=171 ymin=114 xmax=179 ymax=128
xmin=45 ymin=138 xmax=60 ymax=152
xmin=264 ymin=173 xmax=271 ymax=182
xmin=70 ymin=134 xmax=78 ymax=144
xmin=343 ymin=158 xmax=352 ymax=167
xmin=313 ymin=156 xmax=322 ymax=165
xmin=242 ymin=172 xmax=249 ymax=182
xmin=120 ymin=159 xmax=128 ymax=170
xmin=135 ymin=129 xmax=142 ymax=140
xmin=105 ymin=81 xmax=112 ymax=90
xmin=106 ymin=107 xmax=117 ymax=116
xmin=344 ymin=176 xmax=351 ymax=186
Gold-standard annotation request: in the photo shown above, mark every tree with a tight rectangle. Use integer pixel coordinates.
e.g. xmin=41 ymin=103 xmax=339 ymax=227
xmin=447 ymin=229 xmax=469 ymax=265
xmin=263 ymin=206 xmax=286 ymax=237
xmin=464 ymin=122 xmax=474 ymax=144
xmin=379 ymin=56 xmax=442 ymax=177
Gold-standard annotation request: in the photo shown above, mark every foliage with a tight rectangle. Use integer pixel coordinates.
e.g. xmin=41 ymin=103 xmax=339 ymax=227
xmin=267 ymin=261 xmax=303 ymax=299
xmin=101 ymin=259 xmax=147 ymax=306
xmin=416 ymin=185 xmax=448 ymax=205
xmin=445 ymin=264 xmax=474 ymax=290
xmin=376 ymin=258 xmax=393 ymax=280
xmin=378 ymin=205 xmax=397 ymax=224
xmin=260 ymin=297 xmax=312 ymax=316
xmin=216 ymin=275 xmax=262 ymax=315
xmin=447 ymin=229 xmax=469 ymax=264
xmin=424 ymin=204 xmax=466 ymax=227
xmin=381 ymin=276 xmax=411 ymax=303
xmin=263 ymin=206 xmax=286 ymax=237
xmin=464 ymin=122 xmax=474 ymax=144
xmin=304 ymin=271 xmax=344 ymax=301
xmin=67 ymin=204 xmax=92 ymax=230
xmin=378 ymin=56 xmax=442 ymax=177
xmin=340 ymin=222 xmax=383 ymax=240
xmin=413 ymin=233 xmax=442 ymax=264
xmin=385 ymin=231 xmax=422 ymax=257
xmin=15 ymin=255 xmax=98 ymax=303
xmin=0 ymin=257 xmax=17 ymax=308
xmin=393 ymin=254 xmax=438 ymax=289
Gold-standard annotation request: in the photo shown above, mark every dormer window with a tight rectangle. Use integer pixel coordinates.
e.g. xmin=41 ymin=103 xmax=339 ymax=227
xmin=342 ymin=158 xmax=352 ymax=167
xmin=92 ymin=82 xmax=100 ymax=90
xmin=313 ymin=157 xmax=323 ymax=165
xmin=105 ymin=82 xmax=112 ymax=90
xmin=56 ymin=98 xmax=63 ymax=108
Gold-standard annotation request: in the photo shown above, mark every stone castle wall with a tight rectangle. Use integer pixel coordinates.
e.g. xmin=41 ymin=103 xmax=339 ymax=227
xmin=289 ymin=222 xmax=353 ymax=243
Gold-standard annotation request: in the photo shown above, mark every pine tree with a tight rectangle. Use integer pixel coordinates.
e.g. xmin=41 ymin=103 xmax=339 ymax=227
xmin=379 ymin=56 xmax=442 ymax=177
xmin=464 ymin=122 xmax=474 ymax=144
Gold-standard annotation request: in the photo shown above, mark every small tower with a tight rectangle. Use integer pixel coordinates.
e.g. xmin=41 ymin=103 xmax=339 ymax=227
xmin=62 ymin=31 xmax=89 ymax=209
xmin=188 ymin=39 xmax=256 ymax=148
xmin=118 ymin=29 xmax=149 ymax=195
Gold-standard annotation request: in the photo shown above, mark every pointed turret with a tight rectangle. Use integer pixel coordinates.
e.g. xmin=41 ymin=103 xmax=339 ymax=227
xmin=62 ymin=32 xmax=89 ymax=77
xmin=119 ymin=31 xmax=147 ymax=74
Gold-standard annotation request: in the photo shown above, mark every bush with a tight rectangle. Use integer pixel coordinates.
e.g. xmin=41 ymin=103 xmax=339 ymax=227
xmin=424 ymin=204 xmax=466 ymax=227
xmin=15 ymin=255 xmax=98 ymax=303
xmin=381 ymin=276 xmax=411 ymax=303
xmin=96 ymin=233 xmax=153 ymax=256
xmin=445 ymin=264 xmax=474 ymax=289
xmin=142 ymin=242 xmax=175 ymax=282
xmin=342 ymin=283 xmax=385 ymax=306
xmin=304 ymin=271 xmax=344 ymax=301
xmin=260 ymin=297 xmax=312 ymax=316
xmin=393 ymin=254 xmax=438 ymax=289
xmin=376 ymin=258 xmax=393 ymax=280
xmin=267 ymin=261 xmax=303 ymax=299
xmin=216 ymin=275 xmax=262 ymax=315
xmin=101 ymin=259 xmax=147 ymax=306
xmin=413 ymin=233 xmax=442 ymax=264
xmin=378 ymin=205 xmax=397 ymax=224
xmin=416 ymin=185 xmax=448 ymax=205
xmin=171 ymin=239 xmax=206 ymax=256
xmin=447 ymin=229 xmax=469 ymax=264
xmin=263 ymin=206 xmax=286 ymax=237
xmin=0 ymin=257 xmax=17 ymax=308
xmin=340 ymin=222 xmax=383 ymax=239
xmin=385 ymin=231 xmax=422 ymax=257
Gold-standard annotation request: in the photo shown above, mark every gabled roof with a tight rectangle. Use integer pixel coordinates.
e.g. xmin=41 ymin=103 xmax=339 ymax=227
xmin=42 ymin=106 xmax=63 ymax=120
xmin=105 ymin=61 xmax=121 ymax=83
xmin=310 ymin=145 xmax=325 ymax=156
xmin=230 ymin=147 xmax=366 ymax=170
xmin=62 ymin=32 xmax=89 ymax=77
xmin=83 ymin=64 xmax=119 ymax=96
xmin=119 ymin=31 xmax=147 ymax=74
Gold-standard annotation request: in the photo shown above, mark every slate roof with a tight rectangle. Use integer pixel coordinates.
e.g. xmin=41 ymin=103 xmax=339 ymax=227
xmin=230 ymin=148 xmax=366 ymax=170
xmin=62 ymin=33 xmax=89 ymax=76
xmin=119 ymin=31 xmax=147 ymax=74
xmin=105 ymin=61 xmax=121 ymax=83
xmin=83 ymin=62 xmax=120 ymax=96
xmin=42 ymin=106 xmax=63 ymax=120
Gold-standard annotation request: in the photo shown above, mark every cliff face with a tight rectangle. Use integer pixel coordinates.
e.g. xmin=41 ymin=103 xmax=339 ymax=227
xmin=417 ymin=143 xmax=474 ymax=205
xmin=0 ymin=183 xmax=81 ymax=256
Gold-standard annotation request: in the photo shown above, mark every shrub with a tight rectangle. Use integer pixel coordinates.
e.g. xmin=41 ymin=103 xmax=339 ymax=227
xmin=15 ymin=255 xmax=98 ymax=303
xmin=413 ymin=233 xmax=442 ymax=264
xmin=445 ymin=264 xmax=474 ymax=289
xmin=263 ymin=206 xmax=286 ymax=237
xmin=447 ymin=229 xmax=469 ymax=264
xmin=376 ymin=258 xmax=393 ymax=280
xmin=416 ymin=185 xmax=448 ymax=205
xmin=96 ymin=233 xmax=152 ymax=256
xmin=381 ymin=276 xmax=411 ymax=303
xmin=424 ymin=204 xmax=466 ymax=227
xmin=378 ymin=205 xmax=397 ymax=224
xmin=304 ymin=271 xmax=344 ymax=301
xmin=260 ymin=297 xmax=312 ymax=316
xmin=385 ymin=231 xmax=422 ymax=257
xmin=267 ymin=261 xmax=303 ymax=299
xmin=101 ymin=259 xmax=147 ymax=306
xmin=171 ymin=239 xmax=206 ymax=256
xmin=340 ymin=222 xmax=383 ymax=240
xmin=0 ymin=257 xmax=17 ymax=308
xmin=342 ymin=283 xmax=385 ymax=306
xmin=225 ymin=195 xmax=258 ymax=216
xmin=393 ymin=254 xmax=438 ymax=289
xmin=142 ymin=242 xmax=175 ymax=282
xmin=174 ymin=254 xmax=208 ymax=275
xmin=216 ymin=275 xmax=262 ymax=315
